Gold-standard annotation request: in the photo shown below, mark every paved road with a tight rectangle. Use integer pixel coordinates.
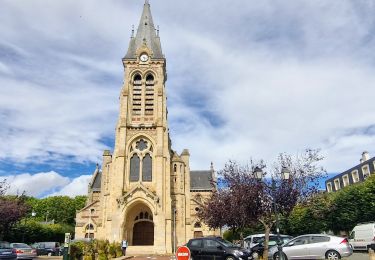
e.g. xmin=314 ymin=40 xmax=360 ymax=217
xmin=36 ymin=252 xmax=370 ymax=259
xmin=128 ymin=252 xmax=370 ymax=260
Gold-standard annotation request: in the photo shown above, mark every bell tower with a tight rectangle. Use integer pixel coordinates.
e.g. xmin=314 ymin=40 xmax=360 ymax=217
xmin=74 ymin=0 xmax=220 ymax=253
xmin=100 ymin=0 xmax=174 ymax=252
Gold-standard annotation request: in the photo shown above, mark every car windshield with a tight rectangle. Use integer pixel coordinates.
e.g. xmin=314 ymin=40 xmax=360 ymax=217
xmin=12 ymin=243 xmax=31 ymax=248
xmin=0 ymin=242 xmax=11 ymax=249
xmin=253 ymin=237 xmax=264 ymax=243
xmin=216 ymin=238 xmax=235 ymax=247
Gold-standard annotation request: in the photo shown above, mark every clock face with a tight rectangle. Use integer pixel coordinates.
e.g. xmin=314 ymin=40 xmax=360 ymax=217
xmin=140 ymin=54 xmax=149 ymax=62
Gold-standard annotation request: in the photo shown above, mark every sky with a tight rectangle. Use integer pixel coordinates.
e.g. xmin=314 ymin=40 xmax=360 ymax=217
xmin=1 ymin=0 xmax=375 ymax=197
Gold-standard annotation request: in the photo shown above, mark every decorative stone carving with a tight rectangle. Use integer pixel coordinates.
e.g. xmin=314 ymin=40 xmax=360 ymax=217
xmin=116 ymin=183 xmax=161 ymax=215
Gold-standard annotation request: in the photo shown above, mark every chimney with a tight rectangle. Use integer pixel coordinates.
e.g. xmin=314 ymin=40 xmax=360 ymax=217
xmin=361 ymin=151 xmax=370 ymax=163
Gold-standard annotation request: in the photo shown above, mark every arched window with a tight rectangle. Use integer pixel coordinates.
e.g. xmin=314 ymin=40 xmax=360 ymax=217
xmin=194 ymin=222 xmax=202 ymax=228
xmin=130 ymin=154 xmax=140 ymax=181
xmin=86 ymin=224 xmax=94 ymax=230
xmin=174 ymin=164 xmax=177 ymax=173
xmin=142 ymin=154 xmax=152 ymax=181
xmin=132 ymin=74 xmax=142 ymax=116
xmin=129 ymin=138 xmax=153 ymax=182
xmin=145 ymin=74 xmax=154 ymax=116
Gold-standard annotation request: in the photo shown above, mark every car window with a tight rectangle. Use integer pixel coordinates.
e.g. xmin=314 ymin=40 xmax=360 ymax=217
xmin=269 ymin=241 xmax=277 ymax=246
xmin=310 ymin=236 xmax=330 ymax=243
xmin=349 ymin=231 xmax=355 ymax=239
xmin=204 ymin=240 xmax=221 ymax=249
xmin=282 ymin=237 xmax=292 ymax=244
xmin=289 ymin=236 xmax=309 ymax=246
xmin=190 ymin=240 xmax=202 ymax=248
xmin=253 ymin=237 xmax=264 ymax=243
xmin=12 ymin=243 xmax=31 ymax=248
xmin=216 ymin=238 xmax=234 ymax=247
xmin=0 ymin=242 xmax=11 ymax=249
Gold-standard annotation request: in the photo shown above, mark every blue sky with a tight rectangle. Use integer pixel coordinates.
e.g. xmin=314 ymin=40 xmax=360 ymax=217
xmin=1 ymin=0 xmax=375 ymax=197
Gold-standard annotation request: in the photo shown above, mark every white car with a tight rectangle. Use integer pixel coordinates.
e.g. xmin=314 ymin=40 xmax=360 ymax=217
xmin=268 ymin=234 xmax=352 ymax=260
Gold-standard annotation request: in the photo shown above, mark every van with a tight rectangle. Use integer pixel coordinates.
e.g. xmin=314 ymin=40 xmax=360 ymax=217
xmin=244 ymin=233 xmax=275 ymax=250
xmin=349 ymin=222 xmax=375 ymax=251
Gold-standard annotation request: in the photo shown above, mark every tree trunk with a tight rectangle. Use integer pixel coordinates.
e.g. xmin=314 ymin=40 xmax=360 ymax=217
xmin=240 ymin=230 xmax=244 ymax=247
xmin=262 ymin=222 xmax=272 ymax=260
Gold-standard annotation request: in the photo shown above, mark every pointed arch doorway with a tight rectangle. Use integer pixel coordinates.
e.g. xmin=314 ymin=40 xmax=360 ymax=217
xmin=133 ymin=221 xmax=154 ymax=245
xmin=124 ymin=202 xmax=154 ymax=246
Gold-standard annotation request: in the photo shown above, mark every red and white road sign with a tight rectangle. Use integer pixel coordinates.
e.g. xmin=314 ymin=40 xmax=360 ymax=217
xmin=176 ymin=246 xmax=191 ymax=260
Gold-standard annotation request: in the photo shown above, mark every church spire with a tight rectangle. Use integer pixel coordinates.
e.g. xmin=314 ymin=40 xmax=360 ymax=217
xmin=124 ymin=1 xmax=163 ymax=60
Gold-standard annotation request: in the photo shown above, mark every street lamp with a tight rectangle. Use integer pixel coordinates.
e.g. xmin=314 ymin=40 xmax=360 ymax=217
xmin=23 ymin=210 xmax=36 ymax=242
xmin=254 ymin=166 xmax=290 ymax=260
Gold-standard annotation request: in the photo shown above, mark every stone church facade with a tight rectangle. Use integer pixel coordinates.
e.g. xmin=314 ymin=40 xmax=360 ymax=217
xmin=75 ymin=1 xmax=219 ymax=254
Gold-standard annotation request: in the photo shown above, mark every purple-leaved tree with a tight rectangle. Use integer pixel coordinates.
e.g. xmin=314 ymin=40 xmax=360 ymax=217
xmin=199 ymin=149 xmax=326 ymax=260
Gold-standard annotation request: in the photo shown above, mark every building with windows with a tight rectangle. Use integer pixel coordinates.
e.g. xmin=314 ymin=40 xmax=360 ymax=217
xmin=325 ymin=151 xmax=375 ymax=192
xmin=74 ymin=1 xmax=219 ymax=254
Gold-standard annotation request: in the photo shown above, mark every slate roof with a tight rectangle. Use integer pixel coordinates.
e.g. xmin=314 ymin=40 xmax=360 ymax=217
xmin=124 ymin=1 xmax=163 ymax=59
xmin=190 ymin=170 xmax=213 ymax=190
xmin=325 ymin=156 xmax=375 ymax=185
xmin=90 ymin=167 xmax=102 ymax=192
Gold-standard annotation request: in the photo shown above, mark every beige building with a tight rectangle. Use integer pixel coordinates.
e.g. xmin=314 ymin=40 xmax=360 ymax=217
xmin=75 ymin=0 xmax=219 ymax=254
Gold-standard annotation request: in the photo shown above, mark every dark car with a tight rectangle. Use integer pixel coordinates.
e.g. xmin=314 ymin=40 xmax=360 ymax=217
xmin=250 ymin=235 xmax=293 ymax=259
xmin=187 ymin=236 xmax=252 ymax=260
xmin=31 ymin=242 xmax=60 ymax=256
xmin=0 ymin=241 xmax=17 ymax=260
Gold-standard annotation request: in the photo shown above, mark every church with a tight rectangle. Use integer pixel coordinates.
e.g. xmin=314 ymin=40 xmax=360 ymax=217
xmin=74 ymin=0 xmax=220 ymax=254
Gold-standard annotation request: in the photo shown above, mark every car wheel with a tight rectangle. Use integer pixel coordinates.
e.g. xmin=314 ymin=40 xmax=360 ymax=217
xmin=273 ymin=252 xmax=287 ymax=260
xmin=226 ymin=256 xmax=236 ymax=260
xmin=252 ymin=251 xmax=259 ymax=259
xmin=47 ymin=252 xmax=52 ymax=257
xmin=325 ymin=250 xmax=341 ymax=260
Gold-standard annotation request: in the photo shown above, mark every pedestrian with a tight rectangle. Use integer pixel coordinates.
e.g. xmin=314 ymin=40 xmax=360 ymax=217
xmin=121 ymin=239 xmax=128 ymax=256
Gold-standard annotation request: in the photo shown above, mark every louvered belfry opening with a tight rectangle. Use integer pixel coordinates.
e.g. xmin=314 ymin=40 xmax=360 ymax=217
xmin=132 ymin=74 xmax=142 ymax=117
xmin=145 ymin=74 xmax=154 ymax=117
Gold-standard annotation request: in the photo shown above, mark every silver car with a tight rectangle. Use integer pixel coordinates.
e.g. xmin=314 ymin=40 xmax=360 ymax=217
xmin=268 ymin=234 xmax=353 ymax=260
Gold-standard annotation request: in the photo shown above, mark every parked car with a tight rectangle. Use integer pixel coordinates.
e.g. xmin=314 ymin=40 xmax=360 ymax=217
xmin=244 ymin=234 xmax=275 ymax=250
xmin=187 ymin=236 xmax=252 ymax=260
xmin=268 ymin=234 xmax=353 ymax=260
xmin=0 ymin=241 xmax=17 ymax=260
xmin=10 ymin=243 xmax=37 ymax=259
xmin=31 ymin=242 xmax=61 ymax=256
xmin=349 ymin=222 xmax=375 ymax=251
xmin=250 ymin=235 xmax=293 ymax=259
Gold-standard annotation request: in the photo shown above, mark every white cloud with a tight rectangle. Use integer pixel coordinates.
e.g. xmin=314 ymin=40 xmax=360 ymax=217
xmin=0 ymin=0 xmax=375 ymax=182
xmin=0 ymin=171 xmax=91 ymax=198
xmin=48 ymin=175 xmax=92 ymax=197
xmin=0 ymin=171 xmax=70 ymax=197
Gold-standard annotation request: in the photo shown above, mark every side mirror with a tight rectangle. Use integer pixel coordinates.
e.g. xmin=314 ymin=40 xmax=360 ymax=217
xmin=217 ymin=245 xmax=223 ymax=250
xmin=288 ymin=242 xmax=295 ymax=247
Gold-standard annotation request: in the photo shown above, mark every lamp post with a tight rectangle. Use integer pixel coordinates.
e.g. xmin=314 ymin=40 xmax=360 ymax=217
xmin=254 ymin=166 xmax=290 ymax=260
xmin=23 ymin=210 xmax=36 ymax=242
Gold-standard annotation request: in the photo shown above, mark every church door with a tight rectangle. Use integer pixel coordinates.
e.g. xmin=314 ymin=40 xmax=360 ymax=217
xmin=133 ymin=221 xmax=154 ymax=245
